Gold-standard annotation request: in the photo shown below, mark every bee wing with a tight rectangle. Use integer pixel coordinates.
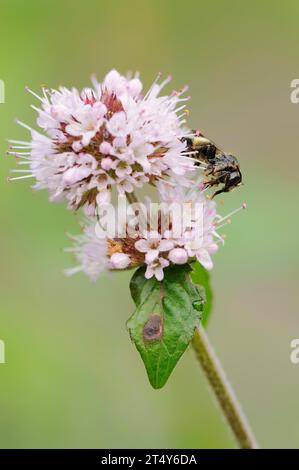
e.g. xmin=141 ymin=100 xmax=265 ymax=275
xmin=193 ymin=130 xmax=225 ymax=155
xmin=206 ymin=137 xmax=226 ymax=156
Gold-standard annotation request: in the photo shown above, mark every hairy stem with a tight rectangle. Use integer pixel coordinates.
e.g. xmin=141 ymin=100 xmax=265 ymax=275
xmin=192 ymin=325 xmax=258 ymax=449
xmin=126 ymin=191 xmax=147 ymax=229
xmin=126 ymin=192 xmax=139 ymax=205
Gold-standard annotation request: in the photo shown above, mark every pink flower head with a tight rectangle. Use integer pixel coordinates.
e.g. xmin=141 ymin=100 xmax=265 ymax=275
xmin=10 ymin=70 xmax=194 ymax=215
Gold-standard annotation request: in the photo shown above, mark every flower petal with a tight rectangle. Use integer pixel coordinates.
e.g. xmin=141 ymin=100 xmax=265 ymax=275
xmin=196 ymin=249 xmax=213 ymax=271
xmin=159 ymin=239 xmax=174 ymax=252
xmin=135 ymin=239 xmax=150 ymax=252
xmin=145 ymin=249 xmax=159 ymax=264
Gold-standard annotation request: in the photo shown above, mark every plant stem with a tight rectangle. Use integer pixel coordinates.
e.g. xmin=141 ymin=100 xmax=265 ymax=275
xmin=126 ymin=191 xmax=147 ymax=229
xmin=192 ymin=325 xmax=258 ymax=449
xmin=126 ymin=192 xmax=139 ymax=205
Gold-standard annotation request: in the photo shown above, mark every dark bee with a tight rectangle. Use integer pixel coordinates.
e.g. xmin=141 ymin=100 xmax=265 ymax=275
xmin=181 ymin=131 xmax=242 ymax=198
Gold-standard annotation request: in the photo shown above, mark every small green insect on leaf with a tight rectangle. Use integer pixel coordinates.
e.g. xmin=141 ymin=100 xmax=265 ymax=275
xmin=127 ymin=264 xmax=204 ymax=389
xmin=191 ymin=261 xmax=213 ymax=327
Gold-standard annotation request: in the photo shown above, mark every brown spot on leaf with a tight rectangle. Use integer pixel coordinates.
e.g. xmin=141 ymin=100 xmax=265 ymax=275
xmin=143 ymin=314 xmax=163 ymax=342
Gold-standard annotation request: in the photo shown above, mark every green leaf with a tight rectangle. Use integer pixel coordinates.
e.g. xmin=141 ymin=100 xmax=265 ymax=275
xmin=191 ymin=261 xmax=213 ymax=327
xmin=127 ymin=264 xmax=204 ymax=389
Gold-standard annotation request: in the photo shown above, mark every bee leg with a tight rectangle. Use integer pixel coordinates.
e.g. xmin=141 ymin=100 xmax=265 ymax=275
xmin=205 ymin=166 xmax=214 ymax=176
xmin=210 ymin=173 xmax=231 ymax=198
xmin=195 ymin=160 xmax=206 ymax=168
xmin=211 ymin=187 xmax=229 ymax=199
xmin=204 ymin=176 xmax=220 ymax=188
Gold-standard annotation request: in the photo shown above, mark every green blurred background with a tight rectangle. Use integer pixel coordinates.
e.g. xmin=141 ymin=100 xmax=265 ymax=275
xmin=0 ymin=0 xmax=298 ymax=449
